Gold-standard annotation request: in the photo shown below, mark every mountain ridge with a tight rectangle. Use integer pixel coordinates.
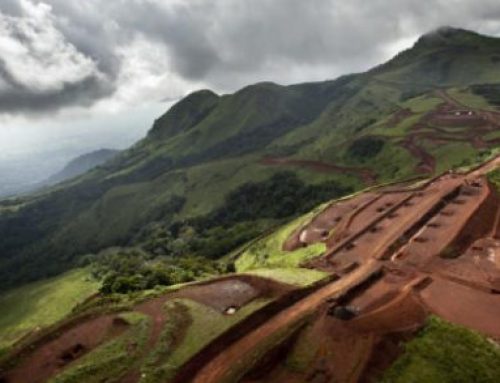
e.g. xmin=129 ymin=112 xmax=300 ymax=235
xmin=44 ymin=148 xmax=120 ymax=185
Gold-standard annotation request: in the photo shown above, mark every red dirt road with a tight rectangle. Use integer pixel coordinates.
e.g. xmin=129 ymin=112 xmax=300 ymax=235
xmin=0 ymin=275 xmax=293 ymax=383
xmin=189 ymin=261 xmax=382 ymax=383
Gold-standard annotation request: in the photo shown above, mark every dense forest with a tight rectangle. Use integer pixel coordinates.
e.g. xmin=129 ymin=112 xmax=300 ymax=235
xmin=88 ymin=172 xmax=352 ymax=293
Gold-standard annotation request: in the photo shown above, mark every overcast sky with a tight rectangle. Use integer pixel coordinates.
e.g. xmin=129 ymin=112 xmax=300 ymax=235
xmin=1 ymin=0 xmax=500 ymax=170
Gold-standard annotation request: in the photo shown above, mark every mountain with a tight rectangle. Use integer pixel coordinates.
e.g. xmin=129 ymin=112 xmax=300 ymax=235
xmin=44 ymin=149 xmax=120 ymax=185
xmin=1 ymin=27 xmax=500 ymax=288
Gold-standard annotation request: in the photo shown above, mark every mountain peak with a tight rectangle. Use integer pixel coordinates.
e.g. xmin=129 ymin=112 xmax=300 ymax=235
xmin=415 ymin=26 xmax=493 ymax=48
xmin=148 ymin=89 xmax=220 ymax=140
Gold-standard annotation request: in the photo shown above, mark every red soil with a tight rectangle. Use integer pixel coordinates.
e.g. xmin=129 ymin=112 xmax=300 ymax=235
xmin=174 ymin=275 xmax=293 ymax=312
xmin=282 ymin=192 xmax=379 ymax=251
xmin=121 ymin=274 xmax=293 ymax=383
xmin=419 ymin=278 xmax=500 ymax=339
xmin=391 ymin=89 xmax=500 ymax=172
xmin=241 ymin=300 xmax=422 ymax=383
xmin=387 ymin=107 xmax=414 ymax=127
xmin=400 ymin=135 xmax=436 ymax=173
xmin=0 ymin=274 xmax=293 ymax=383
xmin=348 ymin=287 xmax=428 ymax=334
xmin=178 ymin=157 xmax=500 ymax=382
xmin=0 ymin=315 xmax=127 ymax=383
xmin=186 ymin=261 xmax=382 ymax=383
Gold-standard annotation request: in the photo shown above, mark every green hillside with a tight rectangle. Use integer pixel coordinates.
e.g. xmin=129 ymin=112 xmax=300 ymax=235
xmin=1 ymin=27 xmax=500 ymax=289
xmin=381 ymin=316 xmax=500 ymax=383
xmin=0 ymin=269 xmax=99 ymax=349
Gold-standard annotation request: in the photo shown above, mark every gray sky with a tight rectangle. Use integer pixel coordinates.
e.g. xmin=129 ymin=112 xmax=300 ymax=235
xmin=1 ymin=0 xmax=500 ymax=171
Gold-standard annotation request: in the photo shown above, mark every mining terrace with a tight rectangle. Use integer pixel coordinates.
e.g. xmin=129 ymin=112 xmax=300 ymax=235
xmin=181 ymin=156 xmax=500 ymax=383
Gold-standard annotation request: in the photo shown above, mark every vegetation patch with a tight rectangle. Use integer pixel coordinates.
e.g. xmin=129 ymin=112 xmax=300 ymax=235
xmin=285 ymin=322 xmax=321 ymax=372
xmin=50 ymin=312 xmax=150 ymax=383
xmin=381 ymin=316 xmax=500 ymax=383
xmin=222 ymin=314 xmax=311 ymax=383
xmin=347 ymin=136 xmax=385 ymax=161
xmin=487 ymin=168 xmax=500 ymax=191
xmin=83 ymin=172 xmax=350 ymax=294
xmin=0 ymin=269 xmax=99 ymax=348
xmin=193 ymin=172 xmax=352 ymax=228
xmin=470 ymin=84 xmax=500 ymax=107
xmin=86 ymin=248 xmax=223 ymax=294
xmin=242 ymin=268 xmax=327 ymax=287
xmin=140 ymin=301 xmax=192 ymax=383
xmin=235 ymin=208 xmax=326 ymax=272
xmin=426 ymin=141 xmax=477 ymax=174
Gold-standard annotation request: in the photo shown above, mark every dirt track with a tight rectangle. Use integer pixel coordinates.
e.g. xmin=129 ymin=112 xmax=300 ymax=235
xmin=0 ymin=275 xmax=292 ymax=383
xmin=189 ymin=261 xmax=382 ymax=383
xmin=261 ymin=89 xmax=500 ymax=182
xmin=390 ymin=89 xmax=500 ymax=174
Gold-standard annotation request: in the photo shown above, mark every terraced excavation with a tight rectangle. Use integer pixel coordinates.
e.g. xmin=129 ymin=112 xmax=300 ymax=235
xmin=177 ymin=156 xmax=500 ymax=383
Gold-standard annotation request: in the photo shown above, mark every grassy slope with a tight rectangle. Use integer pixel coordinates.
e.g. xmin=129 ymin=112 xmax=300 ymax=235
xmin=0 ymin=269 xmax=99 ymax=348
xmin=381 ymin=316 xmax=500 ymax=383
xmin=235 ymin=203 xmax=327 ymax=272
xmin=242 ymin=268 xmax=327 ymax=287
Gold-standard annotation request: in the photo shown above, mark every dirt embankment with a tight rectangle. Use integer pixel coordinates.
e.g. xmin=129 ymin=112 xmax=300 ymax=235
xmin=0 ymin=315 xmax=128 ymax=383
xmin=0 ymin=274 xmax=295 ymax=383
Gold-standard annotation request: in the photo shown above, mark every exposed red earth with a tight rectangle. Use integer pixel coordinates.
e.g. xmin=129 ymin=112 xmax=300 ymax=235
xmin=1 ymin=315 xmax=128 ymax=383
xmin=175 ymin=156 xmax=500 ymax=383
xmin=261 ymin=89 xmax=500 ymax=182
xmin=0 ymin=275 xmax=292 ymax=383
xmin=397 ymin=89 xmax=500 ymax=173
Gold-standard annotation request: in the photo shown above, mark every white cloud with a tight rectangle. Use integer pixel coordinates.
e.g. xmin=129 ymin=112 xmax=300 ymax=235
xmin=0 ymin=0 xmax=99 ymax=91
xmin=108 ymin=36 xmax=207 ymax=108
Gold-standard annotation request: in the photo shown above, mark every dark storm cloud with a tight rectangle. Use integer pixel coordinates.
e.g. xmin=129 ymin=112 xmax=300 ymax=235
xmin=0 ymin=0 xmax=23 ymax=16
xmin=1 ymin=0 xmax=500 ymax=115
xmin=0 ymin=68 xmax=113 ymax=113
